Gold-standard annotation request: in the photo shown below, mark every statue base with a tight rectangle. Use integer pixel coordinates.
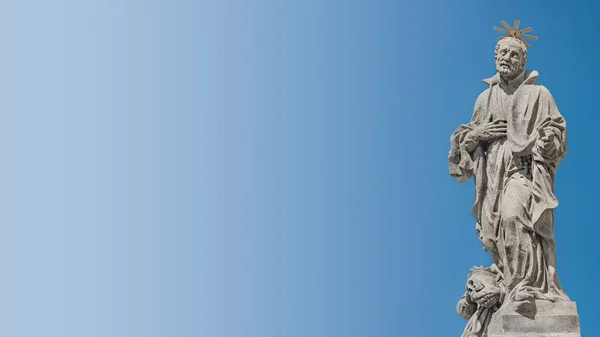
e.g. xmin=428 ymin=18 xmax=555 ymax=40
xmin=487 ymin=299 xmax=581 ymax=337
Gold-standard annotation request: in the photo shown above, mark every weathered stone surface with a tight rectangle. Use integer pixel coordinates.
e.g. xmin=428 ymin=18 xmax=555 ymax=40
xmin=487 ymin=300 xmax=581 ymax=336
xmin=490 ymin=334 xmax=580 ymax=337
xmin=449 ymin=20 xmax=582 ymax=337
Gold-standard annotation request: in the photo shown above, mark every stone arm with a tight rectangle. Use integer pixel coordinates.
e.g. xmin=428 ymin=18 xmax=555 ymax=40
xmin=464 ymin=121 xmax=508 ymax=152
xmin=530 ymin=87 xmax=568 ymax=166
xmin=449 ymin=121 xmax=506 ymax=182
xmin=463 ymin=131 xmax=479 ymax=153
xmin=449 ymin=90 xmax=506 ymax=182
xmin=532 ymin=120 xmax=567 ymax=165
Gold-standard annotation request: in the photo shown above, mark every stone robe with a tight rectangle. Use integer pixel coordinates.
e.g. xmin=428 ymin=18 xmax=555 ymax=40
xmin=449 ymin=70 xmax=569 ymax=312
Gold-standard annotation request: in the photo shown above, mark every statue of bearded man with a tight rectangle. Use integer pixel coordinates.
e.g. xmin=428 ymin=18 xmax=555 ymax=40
xmin=449 ymin=36 xmax=570 ymax=312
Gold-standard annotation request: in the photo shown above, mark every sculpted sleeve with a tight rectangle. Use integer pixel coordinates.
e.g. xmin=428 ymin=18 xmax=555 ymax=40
xmin=457 ymin=294 xmax=477 ymax=319
xmin=449 ymin=91 xmax=488 ymax=182
xmin=530 ymin=86 xmax=567 ymax=166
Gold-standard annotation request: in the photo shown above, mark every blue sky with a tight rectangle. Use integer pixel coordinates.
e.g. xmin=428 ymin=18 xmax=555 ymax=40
xmin=3 ymin=0 xmax=600 ymax=336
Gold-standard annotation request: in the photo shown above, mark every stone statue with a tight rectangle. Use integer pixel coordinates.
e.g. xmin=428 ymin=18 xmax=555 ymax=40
xmin=448 ymin=21 xmax=581 ymax=337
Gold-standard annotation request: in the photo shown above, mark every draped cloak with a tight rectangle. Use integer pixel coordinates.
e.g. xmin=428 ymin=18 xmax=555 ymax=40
xmin=449 ymin=70 xmax=569 ymax=336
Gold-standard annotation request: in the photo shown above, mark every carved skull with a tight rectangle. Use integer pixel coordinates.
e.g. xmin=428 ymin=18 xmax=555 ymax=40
xmin=466 ymin=270 xmax=497 ymax=297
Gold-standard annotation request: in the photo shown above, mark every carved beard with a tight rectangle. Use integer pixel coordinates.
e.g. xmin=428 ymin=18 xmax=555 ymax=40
xmin=496 ymin=60 xmax=524 ymax=79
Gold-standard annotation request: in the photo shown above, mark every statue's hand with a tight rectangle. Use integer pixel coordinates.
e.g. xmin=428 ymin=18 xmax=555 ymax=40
xmin=469 ymin=120 xmax=507 ymax=142
xmin=480 ymin=120 xmax=507 ymax=141
xmin=471 ymin=284 xmax=501 ymax=308
xmin=464 ymin=120 xmax=506 ymax=151
xmin=536 ymin=126 xmax=557 ymax=157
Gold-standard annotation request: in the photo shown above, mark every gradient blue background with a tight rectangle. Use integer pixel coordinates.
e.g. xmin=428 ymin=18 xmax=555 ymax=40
xmin=3 ymin=0 xmax=599 ymax=336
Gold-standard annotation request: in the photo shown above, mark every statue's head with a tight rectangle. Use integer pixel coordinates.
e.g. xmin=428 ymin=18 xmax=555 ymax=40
xmin=494 ymin=37 xmax=527 ymax=80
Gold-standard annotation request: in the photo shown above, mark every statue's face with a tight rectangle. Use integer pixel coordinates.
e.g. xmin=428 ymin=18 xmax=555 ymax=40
xmin=495 ymin=39 xmax=526 ymax=79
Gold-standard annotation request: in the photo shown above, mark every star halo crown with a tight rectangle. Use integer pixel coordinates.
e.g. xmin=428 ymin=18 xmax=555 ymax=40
xmin=494 ymin=20 xmax=538 ymax=48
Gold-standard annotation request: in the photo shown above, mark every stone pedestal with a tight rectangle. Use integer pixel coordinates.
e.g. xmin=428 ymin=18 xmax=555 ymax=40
xmin=487 ymin=299 xmax=581 ymax=337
